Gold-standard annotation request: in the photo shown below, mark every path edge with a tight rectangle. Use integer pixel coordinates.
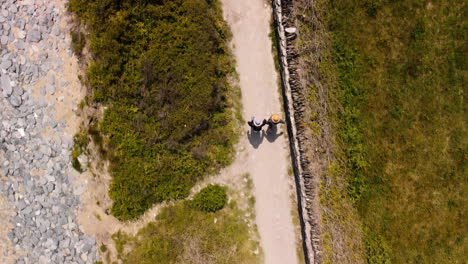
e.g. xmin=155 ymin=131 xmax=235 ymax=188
xmin=272 ymin=0 xmax=322 ymax=263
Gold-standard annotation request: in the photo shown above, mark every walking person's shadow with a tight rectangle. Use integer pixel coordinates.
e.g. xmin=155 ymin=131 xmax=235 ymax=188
xmin=247 ymin=128 xmax=264 ymax=149
xmin=265 ymin=125 xmax=283 ymax=143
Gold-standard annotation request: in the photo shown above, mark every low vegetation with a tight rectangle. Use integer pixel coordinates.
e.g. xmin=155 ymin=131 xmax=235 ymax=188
xmin=112 ymin=186 xmax=258 ymax=264
xmin=297 ymin=0 xmax=466 ymax=263
xmin=68 ymin=0 xmax=237 ymax=220
xmin=70 ymin=30 xmax=85 ymax=56
xmin=71 ymin=130 xmax=88 ymax=173
xmin=190 ymin=184 xmax=227 ymax=212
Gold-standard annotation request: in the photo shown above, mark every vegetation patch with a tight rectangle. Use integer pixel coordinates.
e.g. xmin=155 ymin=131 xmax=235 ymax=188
xmin=71 ymin=130 xmax=88 ymax=173
xmin=68 ymin=0 xmax=237 ymax=220
xmin=70 ymin=29 xmax=85 ymax=56
xmin=313 ymin=0 xmax=467 ymax=263
xmin=190 ymin=184 xmax=227 ymax=212
xmin=112 ymin=196 xmax=258 ymax=263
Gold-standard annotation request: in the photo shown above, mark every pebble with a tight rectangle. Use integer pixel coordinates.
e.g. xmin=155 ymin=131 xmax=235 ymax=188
xmin=1 ymin=75 xmax=13 ymax=96
xmin=1 ymin=35 xmax=8 ymax=45
xmin=1 ymin=59 xmax=12 ymax=70
xmin=27 ymin=29 xmax=41 ymax=42
xmin=0 ymin=0 xmax=97 ymax=263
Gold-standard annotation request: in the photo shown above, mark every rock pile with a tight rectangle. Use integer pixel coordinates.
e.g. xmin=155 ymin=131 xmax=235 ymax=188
xmin=0 ymin=0 xmax=97 ymax=263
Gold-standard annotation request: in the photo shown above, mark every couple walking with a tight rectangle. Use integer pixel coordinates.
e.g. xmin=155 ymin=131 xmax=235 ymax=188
xmin=248 ymin=114 xmax=285 ymax=132
xmin=247 ymin=114 xmax=284 ymax=148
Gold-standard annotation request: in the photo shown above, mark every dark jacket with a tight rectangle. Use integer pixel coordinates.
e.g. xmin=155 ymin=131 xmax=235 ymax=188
xmin=248 ymin=119 xmax=266 ymax=131
xmin=267 ymin=118 xmax=285 ymax=127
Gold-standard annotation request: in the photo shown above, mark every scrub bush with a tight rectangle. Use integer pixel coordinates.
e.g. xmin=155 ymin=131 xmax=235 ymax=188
xmin=190 ymin=184 xmax=227 ymax=212
xmin=68 ymin=0 xmax=236 ymax=220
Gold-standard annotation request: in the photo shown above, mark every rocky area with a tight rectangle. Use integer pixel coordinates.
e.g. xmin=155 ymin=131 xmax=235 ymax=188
xmin=0 ymin=0 xmax=98 ymax=263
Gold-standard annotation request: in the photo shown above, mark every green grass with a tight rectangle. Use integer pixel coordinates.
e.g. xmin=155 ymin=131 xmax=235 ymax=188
xmin=68 ymin=0 xmax=237 ymax=220
xmin=71 ymin=130 xmax=88 ymax=173
xmin=318 ymin=0 xmax=467 ymax=263
xmin=112 ymin=194 xmax=258 ymax=263
xmin=189 ymin=184 xmax=227 ymax=212
xmin=70 ymin=30 xmax=85 ymax=56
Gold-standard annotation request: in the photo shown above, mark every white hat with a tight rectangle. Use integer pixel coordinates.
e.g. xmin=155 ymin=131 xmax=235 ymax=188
xmin=253 ymin=117 xmax=262 ymax=126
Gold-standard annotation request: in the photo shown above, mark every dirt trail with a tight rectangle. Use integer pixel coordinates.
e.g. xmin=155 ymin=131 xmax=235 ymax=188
xmin=221 ymin=1 xmax=300 ymax=263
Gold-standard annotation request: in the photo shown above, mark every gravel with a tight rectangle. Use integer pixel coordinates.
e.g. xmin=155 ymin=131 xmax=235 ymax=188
xmin=0 ymin=0 xmax=97 ymax=263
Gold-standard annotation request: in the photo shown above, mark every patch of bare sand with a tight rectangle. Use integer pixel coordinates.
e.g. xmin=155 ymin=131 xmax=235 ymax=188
xmin=0 ymin=191 xmax=22 ymax=264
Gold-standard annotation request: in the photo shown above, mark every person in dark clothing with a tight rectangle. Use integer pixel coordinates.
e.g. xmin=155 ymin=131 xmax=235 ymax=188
xmin=247 ymin=116 xmax=267 ymax=132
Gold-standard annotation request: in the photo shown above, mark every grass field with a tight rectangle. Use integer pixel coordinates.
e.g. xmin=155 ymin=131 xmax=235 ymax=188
xmin=298 ymin=0 xmax=466 ymax=263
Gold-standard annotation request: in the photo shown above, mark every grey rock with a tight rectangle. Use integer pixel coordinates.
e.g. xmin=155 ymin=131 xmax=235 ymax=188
xmin=1 ymin=59 xmax=12 ymax=70
xmin=9 ymin=95 xmax=22 ymax=107
xmin=80 ymin=253 xmax=87 ymax=262
xmin=60 ymin=238 xmax=70 ymax=249
xmin=17 ymin=30 xmax=26 ymax=39
xmin=1 ymin=75 xmax=12 ymax=96
xmin=51 ymin=25 xmax=60 ymax=36
xmin=14 ymin=40 xmax=25 ymax=51
xmin=16 ymin=20 xmax=26 ymax=31
xmin=45 ymin=238 xmax=58 ymax=251
xmin=22 ymin=206 xmax=32 ymax=215
xmin=40 ymin=85 xmax=46 ymax=96
xmin=13 ymin=86 xmax=23 ymax=96
xmin=34 ymin=151 xmax=44 ymax=160
xmin=26 ymin=115 xmax=36 ymax=126
xmin=46 ymin=85 xmax=55 ymax=95
xmin=9 ymin=5 xmax=18 ymax=14
xmin=27 ymin=30 xmax=42 ymax=42
xmin=48 ymin=75 xmax=55 ymax=86
xmin=40 ymin=145 xmax=52 ymax=157
xmin=46 ymin=182 xmax=55 ymax=193
xmin=82 ymin=240 xmax=94 ymax=253
xmin=16 ymin=200 xmax=26 ymax=210
xmin=0 ymin=35 xmax=8 ymax=45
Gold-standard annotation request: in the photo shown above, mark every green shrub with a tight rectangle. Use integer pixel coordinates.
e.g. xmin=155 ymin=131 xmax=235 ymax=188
xmin=364 ymin=229 xmax=391 ymax=264
xmin=71 ymin=131 xmax=88 ymax=173
xmin=70 ymin=30 xmax=85 ymax=56
xmin=190 ymin=184 xmax=227 ymax=212
xmin=100 ymin=244 xmax=107 ymax=252
xmin=68 ymin=0 xmax=236 ymax=220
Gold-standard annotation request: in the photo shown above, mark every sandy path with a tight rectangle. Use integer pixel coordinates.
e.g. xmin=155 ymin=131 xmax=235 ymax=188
xmin=221 ymin=1 xmax=299 ymax=263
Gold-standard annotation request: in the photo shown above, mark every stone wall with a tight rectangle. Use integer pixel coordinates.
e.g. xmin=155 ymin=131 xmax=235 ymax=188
xmin=272 ymin=0 xmax=322 ymax=263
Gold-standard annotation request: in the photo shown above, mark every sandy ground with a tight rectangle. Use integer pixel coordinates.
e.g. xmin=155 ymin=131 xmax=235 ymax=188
xmin=221 ymin=0 xmax=300 ymax=263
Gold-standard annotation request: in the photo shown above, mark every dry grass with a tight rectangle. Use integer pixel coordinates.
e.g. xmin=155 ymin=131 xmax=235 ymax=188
xmin=293 ymin=0 xmax=466 ymax=263
xmin=291 ymin=0 xmax=367 ymax=263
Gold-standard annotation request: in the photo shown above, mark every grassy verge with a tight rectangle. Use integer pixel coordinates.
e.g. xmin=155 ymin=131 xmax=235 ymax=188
xmin=112 ymin=186 xmax=259 ymax=264
xmin=68 ymin=0 xmax=237 ymax=220
xmin=303 ymin=0 xmax=467 ymax=263
xmin=293 ymin=1 xmax=367 ymax=262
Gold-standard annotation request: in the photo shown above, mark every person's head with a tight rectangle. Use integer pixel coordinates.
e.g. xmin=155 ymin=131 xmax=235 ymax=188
xmin=253 ymin=117 xmax=263 ymax=126
xmin=271 ymin=114 xmax=281 ymax=124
